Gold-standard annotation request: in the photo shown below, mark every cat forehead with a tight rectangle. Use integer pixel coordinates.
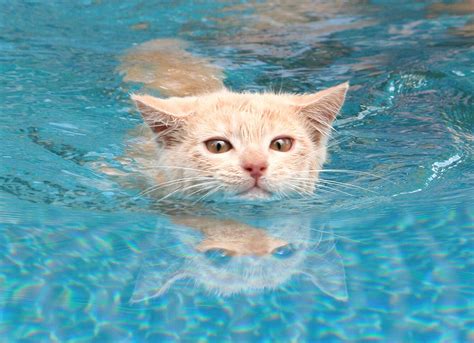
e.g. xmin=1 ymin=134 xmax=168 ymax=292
xmin=189 ymin=90 xmax=291 ymax=109
xmin=188 ymin=94 xmax=301 ymax=133
xmin=196 ymin=94 xmax=282 ymax=115
xmin=188 ymin=110 xmax=302 ymax=139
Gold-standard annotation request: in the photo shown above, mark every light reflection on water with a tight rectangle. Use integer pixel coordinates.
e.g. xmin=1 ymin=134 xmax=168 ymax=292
xmin=0 ymin=0 xmax=473 ymax=341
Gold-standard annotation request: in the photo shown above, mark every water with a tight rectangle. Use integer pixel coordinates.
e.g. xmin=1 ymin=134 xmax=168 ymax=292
xmin=1 ymin=1 xmax=473 ymax=341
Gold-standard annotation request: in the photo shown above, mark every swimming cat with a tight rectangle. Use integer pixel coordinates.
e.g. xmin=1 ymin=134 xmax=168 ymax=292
xmin=114 ymin=39 xmax=350 ymax=302
xmin=118 ymin=39 xmax=349 ymax=201
xmin=131 ymin=215 xmax=347 ymax=302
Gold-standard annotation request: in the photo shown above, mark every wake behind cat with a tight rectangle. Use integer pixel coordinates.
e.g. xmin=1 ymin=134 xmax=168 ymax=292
xmin=118 ymin=39 xmax=224 ymax=98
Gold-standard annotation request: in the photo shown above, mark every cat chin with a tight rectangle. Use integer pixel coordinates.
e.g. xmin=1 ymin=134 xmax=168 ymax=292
xmin=234 ymin=187 xmax=273 ymax=200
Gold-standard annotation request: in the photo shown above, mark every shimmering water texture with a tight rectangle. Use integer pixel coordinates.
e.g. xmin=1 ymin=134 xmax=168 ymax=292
xmin=1 ymin=1 xmax=473 ymax=342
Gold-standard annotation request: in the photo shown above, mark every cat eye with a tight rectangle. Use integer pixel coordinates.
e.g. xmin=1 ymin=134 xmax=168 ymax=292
xmin=271 ymin=244 xmax=296 ymax=259
xmin=270 ymin=137 xmax=293 ymax=152
xmin=205 ymin=139 xmax=233 ymax=154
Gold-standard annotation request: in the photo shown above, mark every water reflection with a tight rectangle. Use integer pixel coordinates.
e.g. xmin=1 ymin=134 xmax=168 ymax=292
xmin=131 ymin=214 xmax=347 ymax=303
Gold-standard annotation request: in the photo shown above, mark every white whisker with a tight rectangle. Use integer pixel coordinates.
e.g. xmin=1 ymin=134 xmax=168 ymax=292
xmin=156 ymin=180 xmax=220 ymax=203
xmin=136 ymin=176 xmax=212 ymax=198
xmin=316 ymin=184 xmax=355 ymax=197
xmin=307 ymin=168 xmax=391 ymax=182
xmin=319 ymin=179 xmax=377 ymax=193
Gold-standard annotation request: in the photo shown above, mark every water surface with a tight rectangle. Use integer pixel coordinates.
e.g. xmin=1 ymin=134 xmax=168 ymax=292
xmin=0 ymin=1 xmax=473 ymax=341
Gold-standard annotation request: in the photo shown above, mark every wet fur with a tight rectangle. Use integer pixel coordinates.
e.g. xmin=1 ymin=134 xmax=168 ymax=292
xmin=131 ymin=85 xmax=348 ymax=200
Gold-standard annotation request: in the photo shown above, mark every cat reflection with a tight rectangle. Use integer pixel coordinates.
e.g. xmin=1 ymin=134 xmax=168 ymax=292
xmin=131 ymin=216 xmax=347 ymax=302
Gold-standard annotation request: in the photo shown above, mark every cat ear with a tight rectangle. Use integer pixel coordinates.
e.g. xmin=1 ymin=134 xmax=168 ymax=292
xmin=130 ymin=256 xmax=191 ymax=303
xmin=300 ymin=240 xmax=348 ymax=301
xmin=131 ymin=94 xmax=195 ymax=144
xmin=293 ymin=82 xmax=349 ymax=139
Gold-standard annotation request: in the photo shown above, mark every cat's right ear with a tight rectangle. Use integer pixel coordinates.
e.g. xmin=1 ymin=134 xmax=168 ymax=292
xmin=131 ymin=94 xmax=195 ymax=145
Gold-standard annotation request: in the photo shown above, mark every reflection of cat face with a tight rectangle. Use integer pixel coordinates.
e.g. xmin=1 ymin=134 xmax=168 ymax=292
xmin=196 ymin=223 xmax=288 ymax=256
xmin=131 ymin=216 xmax=347 ymax=302
xmin=184 ymin=217 xmax=309 ymax=295
xmin=133 ymin=84 xmax=348 ymax=200
xmin=190 ymin=246 xmax=307 ymax=296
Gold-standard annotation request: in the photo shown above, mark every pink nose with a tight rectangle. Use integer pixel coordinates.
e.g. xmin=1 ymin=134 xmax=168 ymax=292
xmin=242 ymin=162 xmax=268 ymax=179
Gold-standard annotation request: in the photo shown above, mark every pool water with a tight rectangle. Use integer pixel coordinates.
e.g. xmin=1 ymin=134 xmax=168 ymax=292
xmin=1 ymin=1 xmax=473 ymax=342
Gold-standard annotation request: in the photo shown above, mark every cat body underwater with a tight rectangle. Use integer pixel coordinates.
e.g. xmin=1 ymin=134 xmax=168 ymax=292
xmin=119 ymin=39 xmax=349 ymax=201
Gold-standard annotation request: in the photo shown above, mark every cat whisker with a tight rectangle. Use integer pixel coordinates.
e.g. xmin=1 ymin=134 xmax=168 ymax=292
xmin=325 ymin=136 xmax=352 ymax=149
xmin=307 ymin=168 xmax=391 ymax=182
xmin=185 ymin=182 xmax=220 ymax=199
xmin=136 ymin=176 xmax=214 ymax=198
xmin=307 ymin=121 xmax=333 ymax=139
xmin=291 ymin=176 xmax=375 ymax=194
xmin=288 ymin=188 xmax=310 ymax=200
xmin=137 ymin=178 xmax=203 ymax=197
xmin=142 ymin=165 xmax=211 ymax=173
xmin=285 ymin=182 xmax=314 ymax=199
xmin=289 ymin=178 xmax=353 ymax=198
xmin=172 ymin=181 xmax=219 ymax=196
xmin=319 ymin=179 xmax=377 ymax=194
xmin=191 ymin=184 xmax=224 ymax=204
xmin=277 ymin=188 xmax=290 ymax=200
xmin=156 ymin=180 xmax=221 ymax=203
xmin=136 ymin=167 xmax=214 ymax=178
xmin=315 ymin=184 xmax=356 ymax=197
xmin=310 ymin=115 xmax=338 ymax=134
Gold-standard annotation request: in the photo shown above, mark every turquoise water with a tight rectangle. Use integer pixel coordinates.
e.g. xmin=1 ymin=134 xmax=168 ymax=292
xmin=1 ymin=1 xmax=473 ymax=342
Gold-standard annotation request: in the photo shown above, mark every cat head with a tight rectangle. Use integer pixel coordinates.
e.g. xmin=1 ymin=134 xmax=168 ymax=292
xmin=130 ymin=215 xmax=347 ymax=302
xmin=132 ymin=83 xmax=348 ymax=200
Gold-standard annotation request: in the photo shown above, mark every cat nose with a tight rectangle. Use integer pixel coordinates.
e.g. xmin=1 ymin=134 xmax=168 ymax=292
xmin=242 ymin=161 xmax=268 ymax=179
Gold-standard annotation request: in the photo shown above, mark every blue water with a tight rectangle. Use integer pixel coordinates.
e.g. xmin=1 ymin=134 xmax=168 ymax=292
xmin=1 ymin=1 xmax=473 ymax=342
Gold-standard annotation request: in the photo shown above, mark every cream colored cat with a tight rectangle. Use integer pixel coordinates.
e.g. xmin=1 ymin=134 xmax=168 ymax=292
xmin=119 ymin=39 xmax=349 ymax=201
xmin=116 ymin=39 xmax=349 ymax=302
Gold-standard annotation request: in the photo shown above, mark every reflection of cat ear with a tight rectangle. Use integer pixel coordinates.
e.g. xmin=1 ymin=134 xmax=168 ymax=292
xmin=300 ymin=241 xmax=348 ymax=302
xmin=130 ymin=257 xmax=191 ymax=303
xmin=294 ymin=82 xmax=349 ymax=139
xmin=131 ymin=94 xmax=195 ymax=145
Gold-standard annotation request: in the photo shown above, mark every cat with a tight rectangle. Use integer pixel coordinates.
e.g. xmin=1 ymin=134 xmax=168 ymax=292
xmin=117 ymin=39 xmax=349 ymax=201
xmin=114 ymin=40 xmax=349 ymax=302
xmin=131 ymin=214 xmax=347 ymax=302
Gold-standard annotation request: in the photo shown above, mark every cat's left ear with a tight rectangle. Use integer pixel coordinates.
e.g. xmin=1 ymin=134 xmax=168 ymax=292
xmin=293 ymin=82 xmax=349 ymax=138
xmin=131 ymin=94 xmax=196 ymax=145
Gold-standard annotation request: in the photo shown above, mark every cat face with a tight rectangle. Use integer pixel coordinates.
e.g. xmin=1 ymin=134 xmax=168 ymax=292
xmin=132 ymin=83 xmax=348 ymax=200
